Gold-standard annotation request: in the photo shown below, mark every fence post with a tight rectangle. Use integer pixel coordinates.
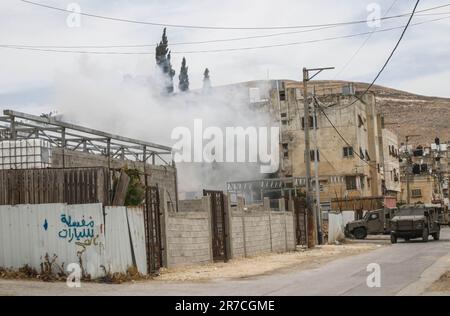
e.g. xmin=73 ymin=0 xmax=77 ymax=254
xmin=264 ymin=197 xmax=273 ymax=252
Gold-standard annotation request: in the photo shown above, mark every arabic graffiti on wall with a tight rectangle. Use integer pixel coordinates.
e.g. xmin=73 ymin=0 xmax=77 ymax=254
xmin=58 ymin=214 xmax=95 ymax=242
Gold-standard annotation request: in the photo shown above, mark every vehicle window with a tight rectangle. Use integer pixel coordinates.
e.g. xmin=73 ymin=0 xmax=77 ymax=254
xmin=397 ymin=208 xmax=426 ymax=216
xmin=369 ymin=213 xmax=379 ymax=220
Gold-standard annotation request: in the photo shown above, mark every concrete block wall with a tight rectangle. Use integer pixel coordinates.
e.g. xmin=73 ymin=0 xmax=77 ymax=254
xmin=229 ymin=197 xmax=296 ymax=259
xmin=164 ymin=196 xmax=213 ymax=268
xmin=179 ymin=199 xmax=203 ymax=212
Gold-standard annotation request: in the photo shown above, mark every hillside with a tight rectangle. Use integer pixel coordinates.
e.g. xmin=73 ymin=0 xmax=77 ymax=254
xmin=310 ymin=80 xmax=450 ymax=146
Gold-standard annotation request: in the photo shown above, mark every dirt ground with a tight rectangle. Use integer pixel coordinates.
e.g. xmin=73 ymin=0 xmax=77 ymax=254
xmin=156 ymin=243 xmax=382 ymax=282
xmin=427 ymin=271 xmax=450 ymax=293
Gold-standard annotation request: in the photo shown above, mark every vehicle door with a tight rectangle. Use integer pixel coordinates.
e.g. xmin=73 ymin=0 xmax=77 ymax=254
xmin=366 ymin=211 xmax=383 ymax=234
xmin=383 ymin=209 xmax=392 ymax=232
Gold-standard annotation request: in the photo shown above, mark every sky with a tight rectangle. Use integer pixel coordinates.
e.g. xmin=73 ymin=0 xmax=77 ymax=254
xmin=0 ymin=0 xmax=450 ymax=114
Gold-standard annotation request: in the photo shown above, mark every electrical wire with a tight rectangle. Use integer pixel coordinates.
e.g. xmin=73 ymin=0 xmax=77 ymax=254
xmin=0 ymin=25 xmax=338 ymax=49
xmin=313 ymin=0 xmax=420 ymax=173
xmin=336 ymin=0 xmax=421 ymax=110
xmin=334 ymin=0 xmax=399 ymax=78
xmin=1 ymin=10 xmax=445 ymax=55
xmin=314 ymin=97 xmax=380 ymax=173
xmin=19 ymin=0 xmax=450 ymax=30
xmin=2 ymin=10 xmax=449 ymax=49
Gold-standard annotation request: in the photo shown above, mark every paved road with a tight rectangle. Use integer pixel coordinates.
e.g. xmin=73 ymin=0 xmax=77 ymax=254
xmin=2 ymin=229 xmax=450 ymax=296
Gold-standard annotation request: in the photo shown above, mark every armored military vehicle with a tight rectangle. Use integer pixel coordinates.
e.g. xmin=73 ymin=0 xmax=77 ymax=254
xmin=345 ymin=208 xmax=397 ymax=240
xmin=390 ymin=205 xmax=441 ymax=243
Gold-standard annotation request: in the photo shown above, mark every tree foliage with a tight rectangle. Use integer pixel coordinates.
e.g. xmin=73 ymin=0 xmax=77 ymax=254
xmin=178 ymin=57 xmax=189 ymax=92
xmin=155 ymin=28 xmax=175 ymax=94
xmin=202 ymin=68 xmax=211 ymax=93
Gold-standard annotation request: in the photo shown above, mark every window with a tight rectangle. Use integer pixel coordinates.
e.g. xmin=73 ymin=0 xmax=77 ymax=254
xmin=281 ymin=113 xmax=287 ymax=118
xmin=343 ymin=146 xmax=354 ymax=158
xmin=306 ymin=149 xmax=320 ymax=162
xmin=345 ymin=176 xmax=357 ymax=190
xmin=421 ymin=164 xmax=428 ymax=173
xmin=358 ymin=114 xmax=365 ymax=127
xmin=365 ymin=150 xmax=371 ymax=161
xmin=360 ymin=175 xmax=365 ymax=190
xmin=359 ymin=147 xmax=365 ymax=160
xmin=312 ymin=180 xmax=326 ymax=192
xmin=411 ymin=189 xmax=422 ymax=198
xmin=367 ymin=178 xmax=371 ymax=188
xmin=393 ymin=168 xmax=399 ymax=182
xmin=301 ymin=116 xmax=318 ymax=130
xmin=369 ymin=213 xmax=379 ymax=221
xmin=282 ymin=143 xmax=289 ymax=158
xmin=279 ymin=90 xmax=286 ymax=101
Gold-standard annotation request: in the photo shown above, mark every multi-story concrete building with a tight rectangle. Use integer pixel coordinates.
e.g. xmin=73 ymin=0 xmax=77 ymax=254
xmin=243 ymin=80 xmax=401 ymax=207
xmin=399 ymin=140 xmax=449 ymax=206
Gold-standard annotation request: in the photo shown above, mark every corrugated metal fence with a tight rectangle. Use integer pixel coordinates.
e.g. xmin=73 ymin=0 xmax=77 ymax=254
xmin=0 ymin=203 xmax=147 ymax=278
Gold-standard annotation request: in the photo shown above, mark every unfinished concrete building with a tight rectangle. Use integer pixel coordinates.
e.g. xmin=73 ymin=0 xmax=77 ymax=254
xmin=399 ymin=140 xmax=449 ymax=206
xmin=232 ymin=80 xmax=401 ymax=211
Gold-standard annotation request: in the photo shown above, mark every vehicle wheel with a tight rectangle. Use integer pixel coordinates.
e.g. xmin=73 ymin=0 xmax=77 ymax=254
xmin=353 ymin=227 xmax=367 ymax=240
xmin=391 ymin=234 xmax=397 ymax=244
xmin=432 ymin=230 xmax=440 ymax=241
xmin=422 ymin=228 xmax=429 ymax=242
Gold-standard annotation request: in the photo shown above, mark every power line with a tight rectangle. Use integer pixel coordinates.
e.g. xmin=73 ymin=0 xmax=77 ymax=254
xmin=4 ymin=10 xmax=450 ymax=49
xmin=338 ymin=0 xmax=421 ymax=109
xmin=0 ymin=25 xmax=338 ymax=49
xmin=19 ymin=0 xmax=450 ymax=30
xmin=1 ymin=12 xmax=445 ymax=55
xmin=314 ymin=97 xmax=380 ymax=173
xmin=314 ymin=0 xmax=420 ymax=173
xmin=334 ymin=0 xmax=399 ymax=78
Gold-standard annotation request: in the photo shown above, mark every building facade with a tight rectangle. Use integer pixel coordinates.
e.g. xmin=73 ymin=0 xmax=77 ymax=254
xmin=399 ymin=140 xmax=449 ymax=206
xmin=246 ymin=80 xmax=401 ymax=207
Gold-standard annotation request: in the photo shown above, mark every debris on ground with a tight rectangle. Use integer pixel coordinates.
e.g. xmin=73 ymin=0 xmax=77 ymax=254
xmin=427 ymin=271 xmax=450 ymax=292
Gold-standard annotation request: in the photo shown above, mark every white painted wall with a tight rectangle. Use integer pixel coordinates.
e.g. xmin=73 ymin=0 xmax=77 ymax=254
xmin=0 ymin=203 xmax=147 ymax=278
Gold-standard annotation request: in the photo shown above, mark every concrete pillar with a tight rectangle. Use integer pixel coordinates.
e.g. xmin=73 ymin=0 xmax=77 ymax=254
xmin=201 ymin=196 xmax=213 ymax=264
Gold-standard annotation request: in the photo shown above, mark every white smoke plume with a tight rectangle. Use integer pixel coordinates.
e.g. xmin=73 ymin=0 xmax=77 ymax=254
xmin=52 ymin=56 xmax=278 ymax=195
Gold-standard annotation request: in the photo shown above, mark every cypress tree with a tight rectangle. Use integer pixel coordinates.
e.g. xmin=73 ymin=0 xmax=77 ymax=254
xmin=202 ymin=68 xmax=211 ymax=93
xmin=178 ymin=57 xmax=189 ymax=92
xmin=155 ymin=28 xmax=175 ymax=94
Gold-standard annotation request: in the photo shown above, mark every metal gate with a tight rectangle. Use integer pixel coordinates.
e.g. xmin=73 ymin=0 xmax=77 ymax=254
xmin=203 ymin=190 xmax=228 ymax=262
xmin=294 ymin=197 xmax=307 ymax=246
xmin=144 ymin=185 xmax=163 ymax=273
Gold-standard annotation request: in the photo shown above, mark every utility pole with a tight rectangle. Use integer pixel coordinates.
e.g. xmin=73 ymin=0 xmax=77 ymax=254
xmin=302 ymin=67 xmax=334 ymax=246
xmin=312 ymin=94 xmax=323 ymax=245
xmin=404 ymin=135 xmax=419 ymax=204
xmin=432 ymin=137 xmax=444 ymax=204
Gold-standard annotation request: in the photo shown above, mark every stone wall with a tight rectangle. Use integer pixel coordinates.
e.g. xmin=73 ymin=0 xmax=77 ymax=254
xmin=228 ymin=197 xmax=296 ymax=259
